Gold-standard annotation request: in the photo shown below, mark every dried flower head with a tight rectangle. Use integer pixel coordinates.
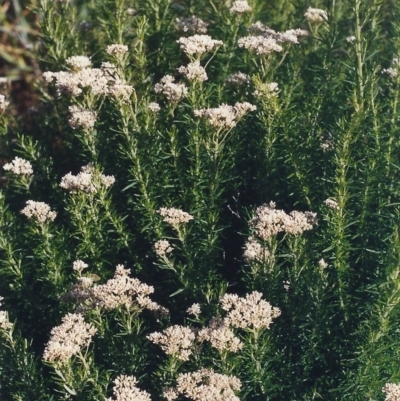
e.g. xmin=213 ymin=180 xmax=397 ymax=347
xmin=68 ymin=105 xmax=97 ymax=130
xmin=21 ymin=200 xmax=57 ymax=223
xmin=243 ymin=237 xmax=270 ymax=262
xmin=43 ymin=313 xmax=97 ymax=363
xmin=238 ymin=36 xmax=283 ymax=55
xmin=383 ymin=383 xmax=400 ymax=401
xmin=158 ymin=207 xmax=194 ymax=226
xmin=108 ymin=80 xmax=134 ymax=101
xmin=187 ymin=303 xmax=201 ymax=318
xmin=324 ymin=198 xmax=340 ymax=210
xmin=249 ymin=202 xmax=317 ymax=240
xmin=240 ymin=22 xmax=306 ymax=55
xmin=194 ymin=102 xmax=256 ymax=129
xmin=230 ymin=0 xmax=252 ymax=13
xmin=61 ymin=276 xmax=95 ymax=304
xmin=0 ymin=94 xmax=9 ymax=113
xmin=177 ymin=35 xmax=223 ymax=57
xmin=106 ymin=44 xmax=129 ymax=56
xmin=154 ymin=75 xmax=188 ymax=102
xmin=73 ymin=260 xmax=88 ymax=274
xmin=304 ymin=7 xmax=328 ymax=23
xmin=178 ymin=61 xmax=208 ymax=82
xmin=3 ymin=157 xmax=33 ymax=175
xmin=147 ymin=325 xmax=195 ymax=361
xmin=148 ymin=102 xmax=161 ymax=113
xmin=225 ymin=72 xmax=250 ymax=86
xmin=106 ymin=375 xmax=151 ymax=401
xmin=197 ymin=317 xmax=243 ymax=353
xmin=175 ymin=16 xmax=208 ymax=34
xmin=170 ymin=368 xmax=241 ymax=401
xmin=154 ymin=240 xmax=173 ymax=257
xmin=220 ymin=291 xmax=281 ymax=330
xmin=66 ymin=56 xmax=92 ymax=70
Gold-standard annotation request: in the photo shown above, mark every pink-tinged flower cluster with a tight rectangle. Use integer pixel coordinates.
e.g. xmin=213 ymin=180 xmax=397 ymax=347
xmin=43 ymin=313 xmax=97 ymax=363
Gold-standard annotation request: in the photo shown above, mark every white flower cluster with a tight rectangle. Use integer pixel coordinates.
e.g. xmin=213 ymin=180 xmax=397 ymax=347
xmin=186 ymin=303 xmax=201 ymax=318
xmin=158 ymin=207 xmax=194 ymax=226
xmin=177 ymin=35 xmax=223 ymax=57
xmin=73 ymin=260 xmax=88 ymax=274
xmin=0 ymin=94 xmax=9 ymax=113
xmin=304 ymin=7 xmax=328 ymax=23
xmin=105 ymin=375 xmax=151 ymax=401
xmin=197 ymin=317 xmax=243 ymax=353
xmin=154 ymin=239 xmax=173 ymax=257
xmin=346 ymin=35 xmax=356 ymax=43
xmin=254 ymin=81 xmax=279 ymax=98
xmin=66 ymin=55 xmax=92 ymax=70
xmin=225 ymin=72 xmax=250 ymax=86
xmin=106 ymin=44 xmax=129 ymax=56
xmin=0 ymin=296 xmax=12 ymax=331
xmin=163 ymin=369 xmax=241 ymax=401
xmin=324 ymin=198 xmax=340 ymax=210
xmin=319 ymin=258 xmax=328 ymax=269
xmin=239 ymin=22 xmax=308 ymax=55
xmin=194 ymin=102 xmax=256 ymax=129
xmin=148 ymin=102 xmax=161 ymax=113
xmin=44 ymin=58 xmax=133 ymax=100
xmin=43 ymin=313 xmax=97 ymax=363
xmin=383 ymin=383 xmax=400 ymax=401
xmin=382 ymin=58 xmax=400 ymax=80
xmin=178 ymin=61 xmax=208 ymax=82
xmin=230 ymin=0 xmax=252 ymax=13
xmin=154 ymin=75 xmax=188 ymax=102
xmin=60 ymin=165 xmax=115 ymax=194
xmin=243 ymin=237 xmax=270 ymax=262
xmin=3 ymin=157 xmax=33 ymax=175
xmin=248 ymin=201 xmax=317 ymax=240
xmin=175 ymin=16 xmax=208 ymax=34
xmin=68 ymin=105 xmax=97 ymax=130
xmin=21 ymin=200 xmax=57 ymax=223
xmin=220 ymin=291 xmax=281 ymax=331
xmin=147 ymin=325 xmax=196 ymax=361
xmin=63 ymin=264 xmax=168 ymax=315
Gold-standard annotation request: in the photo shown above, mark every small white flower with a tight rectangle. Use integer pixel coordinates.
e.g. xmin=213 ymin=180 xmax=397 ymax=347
xmin=230 ymin=0 xmax=252 ymax=13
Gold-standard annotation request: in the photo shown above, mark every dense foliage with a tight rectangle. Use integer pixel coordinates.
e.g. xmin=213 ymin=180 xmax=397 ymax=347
xmin=1 ymin=0 xmax=400 ymax=400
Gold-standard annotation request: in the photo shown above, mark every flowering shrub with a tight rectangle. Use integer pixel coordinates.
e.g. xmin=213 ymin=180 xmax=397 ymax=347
xmin=1 ymin=0 xmax=400 ymax=400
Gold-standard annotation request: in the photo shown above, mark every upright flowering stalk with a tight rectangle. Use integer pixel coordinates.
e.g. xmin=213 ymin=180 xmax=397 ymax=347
xmin=43 ymin=313 xmax=98 ymax=395
xmin=156 ymin=207 xmax=194 ymax=286
xmin=220 ymin=291 xmax=280 ymax=395
xmin=158 ymin=207 xmax=193 ymax=241
xmin=60 ymin=164 xmax=131 ymax=260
